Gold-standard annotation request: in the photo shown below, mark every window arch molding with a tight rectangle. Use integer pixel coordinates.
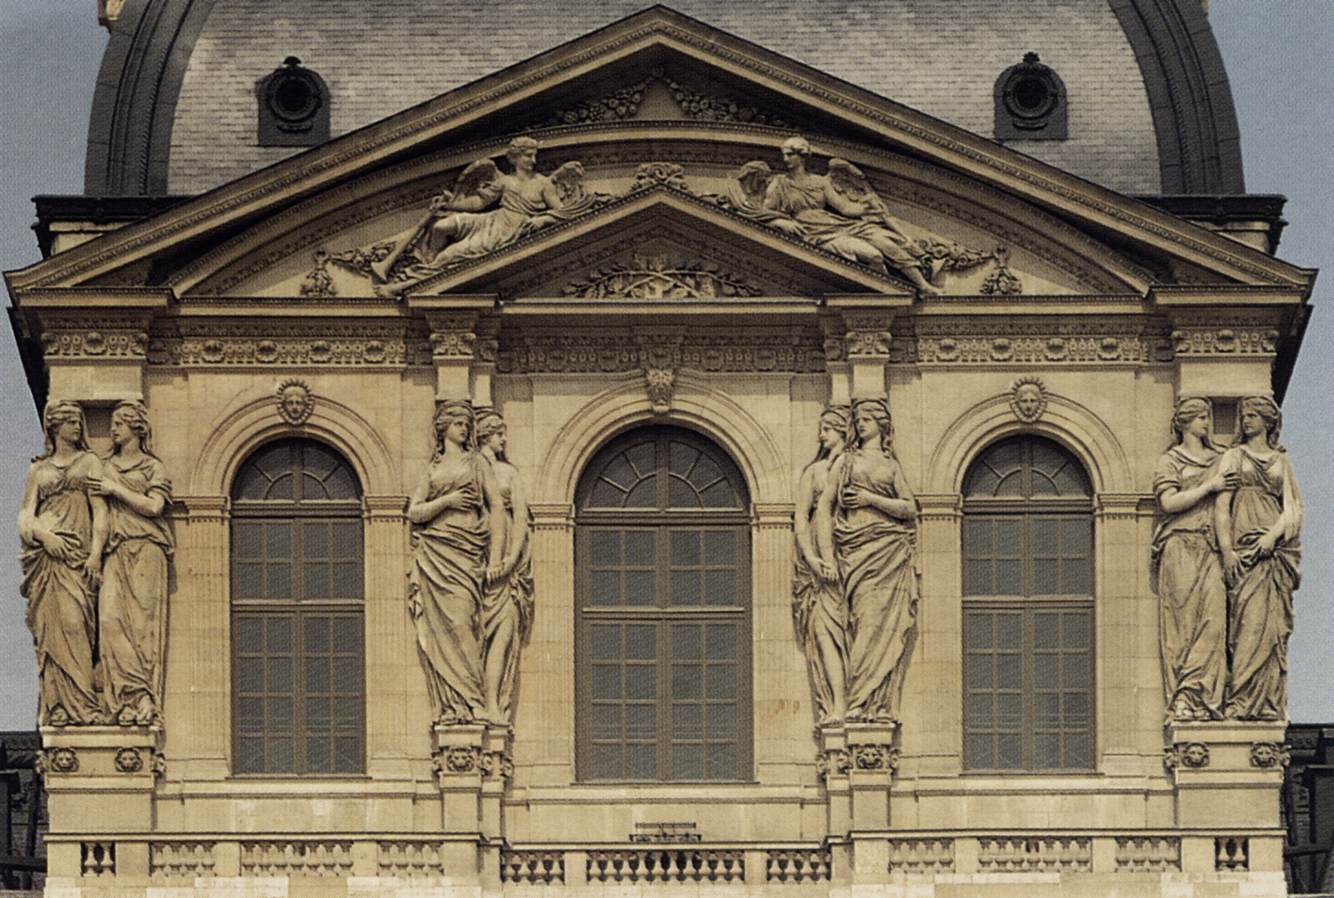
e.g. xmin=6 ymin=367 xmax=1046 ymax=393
xmin=188 ymin=388 xmax=397 ymax=497
xmin=925 ymin=391 xmax=1132 ymax=495
xmin=535 ymin=375 xmax=788 ymax=505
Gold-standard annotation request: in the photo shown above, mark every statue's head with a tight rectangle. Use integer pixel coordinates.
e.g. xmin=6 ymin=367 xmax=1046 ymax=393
xmin=40 ymin=400 xmax=89 ymax=458
xmin=474 ymin=407 xmax=507 ymax=460
xmin=780 ymin=136 xmax=812 ymax=169
xmin=506 ymin=136 xmax=539 ymax=169
xmin=434 ymin=399 xmax=475 ymax=454
xmin=815 ymin=404 xmax=851 ymax=460
xmin=110 ymin=399 xmax=154 ymax=455
xmin=850 ymin=397 xmax=893 ymax=452
xmin=1237 ymin=395 xmax=1283 ymax=449
xmin=1170 ymin=396 xmax=1213 ymax=447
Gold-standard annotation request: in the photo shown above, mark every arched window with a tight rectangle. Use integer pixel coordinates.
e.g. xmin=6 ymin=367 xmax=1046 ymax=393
xmin=230 ymin=438 xmax=364 ymax=775
xmin=575 ymin=427 xmax=751 ymax=782
xmin=961 ymin=435 xmax=1093 ymax=770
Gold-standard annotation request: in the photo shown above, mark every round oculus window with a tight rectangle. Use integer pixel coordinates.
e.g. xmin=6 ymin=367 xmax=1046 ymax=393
xmin=1004 ymin=70 xmax=1058 ymax=121
xmin=265 ymin=69 xmax=322 ymax=124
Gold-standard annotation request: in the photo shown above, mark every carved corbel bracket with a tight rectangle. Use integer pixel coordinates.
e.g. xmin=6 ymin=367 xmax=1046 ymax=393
xmin=825 ymin=304 xmax=899 ymax=400
xmin=413 ymin=299 xmax=498 ymax=401
xmin=635 ymin=331 xmax=684 ymax=414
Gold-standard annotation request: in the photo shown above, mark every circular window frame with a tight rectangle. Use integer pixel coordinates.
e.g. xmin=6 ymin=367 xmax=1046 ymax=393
xmin=264 ymin=65 xmax=323 ymax=127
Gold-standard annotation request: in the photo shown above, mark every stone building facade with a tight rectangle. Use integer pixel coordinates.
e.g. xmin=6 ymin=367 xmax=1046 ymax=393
xmin=5 ymin=3 xmax=1315 ymax=896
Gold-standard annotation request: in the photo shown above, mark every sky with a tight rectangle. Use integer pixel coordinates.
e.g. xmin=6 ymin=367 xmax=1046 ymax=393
xmin=0 ymin=1 xmax=1330 ymax=730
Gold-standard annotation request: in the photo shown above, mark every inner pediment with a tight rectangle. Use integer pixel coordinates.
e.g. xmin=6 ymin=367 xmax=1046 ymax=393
xmin=179 ymin=134 xmax=1144 ymax=301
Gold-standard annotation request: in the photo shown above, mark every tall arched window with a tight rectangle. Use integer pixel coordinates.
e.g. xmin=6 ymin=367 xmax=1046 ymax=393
xmin=230 ymin=438 xmax=364 ymax=775
xmin=575 ymin=427 xmax=751 ymax=782
xmin=961 ymin=435 xmax=1093 ymax=771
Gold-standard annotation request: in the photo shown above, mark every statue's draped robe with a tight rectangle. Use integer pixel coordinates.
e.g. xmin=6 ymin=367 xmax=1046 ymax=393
xmin=1222 ymin=447 xmax=1301 ymax=720
xmin=409 ymin=455 xmax=489 ymax=723
xmin=793 ymin=460 xmax=848 ymax=724
xmin=763 ymin=174 xmax=925 ymax=272
xmin=20 ymin=452 xmax=102 ymax=724
xmin=1152 ymin=446 xmax=1226 ymax=719
xmin=834 ymin=452 xmax=919 ymax=722
xmin=480 ymin=474 xmax=533 ymax=723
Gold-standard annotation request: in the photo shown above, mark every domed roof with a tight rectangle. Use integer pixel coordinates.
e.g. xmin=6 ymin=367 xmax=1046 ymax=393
xmin=85 ymin=0 xmax=1243 ymax=197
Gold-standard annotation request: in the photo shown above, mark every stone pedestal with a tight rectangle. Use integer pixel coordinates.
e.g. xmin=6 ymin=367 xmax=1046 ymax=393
xmin=1167 ymin=720 xmax=1287 ymax=880
xmin=432 ymin=722 xmax=512 ymax=885
xmin=40 ymin=725 xmax=162 ymax=878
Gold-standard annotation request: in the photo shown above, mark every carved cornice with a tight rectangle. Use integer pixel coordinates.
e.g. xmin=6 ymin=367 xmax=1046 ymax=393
xmin=530 ymin=502 xmax=576 ymax=531
xmin=178 ymin=496 xmax=229 ymax=523
xmin=363 ymin=495 xmax=408 ymax=520
xmin=915 ymin=493 xmax=963 ymax=523
xmin=146 ymin=320 xmax=432 ymax=367
xmin=1095 ymin=493 xmax=1151 ymax=520
xmin=752 ymin=502 xmax=795 ymax=530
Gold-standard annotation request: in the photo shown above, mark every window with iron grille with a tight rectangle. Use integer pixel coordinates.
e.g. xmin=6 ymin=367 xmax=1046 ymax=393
xmin=575 ymin=427 xmax=752 ymax=782
xmin=961 ymin=435 xmax=1094 ymax=771
xmin=230 ymin=438 xmax=365 ymax=775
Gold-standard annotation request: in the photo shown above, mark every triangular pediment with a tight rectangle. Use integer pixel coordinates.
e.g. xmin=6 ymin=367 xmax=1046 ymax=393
xmin=5 ymin=5 xmax=1314 ymax=303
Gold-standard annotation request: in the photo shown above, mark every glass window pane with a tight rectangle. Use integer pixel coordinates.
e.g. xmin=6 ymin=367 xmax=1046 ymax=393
xmin=624 ymin=531 xmax=655 ymax=566
xmin=591 ymin=704 xmax=620 ymax=741
xmin=705 ymin=705 xmax=735 ymax=740
xmin=599 ymin=455 xmax=636 ymax=491
xmin=324 ymin=465 xmax=359 ymax=500
xmin=673 ymin=704 xmax=703 ymax=740
xmin=670 ymin=570 xmax=702 ymax=605
xmin=965 ymin=692 xmax=992 ymax=730
xmin=702 ymin=531 xmax=737 ymax=566
xmin=588 ymin=744 xmax=620 ymax=780
xmin=672 ymin=625 xmax=702 ymax=660
xmin=234 ymin=563 xmax=263 ymax=599
xmin=626 ymin=664 xmax=657 ymax=700
xmin=706 ymin=743 xmax=737 ymax=780
xmin=590 ymin=570 xmax=619 ymax=604
xmin=668 ymin=442 xmax=699 ymax=476
xmin=590 ymin=531 xmax=618 ymax=566
xmin=669 ymin=477 xmax=701 ymax=508
xmin=589 ymin=479 xmax=626 ymax=507
xmin=628 ymin=744 xmax=656 ymax=780
xmin=590 ymin=625 xmax=619 ymax=660
xmin=624 ymin=442 xmax=656 ymax=478
xmin=700 ymin=480 xmax=739 ymax=508
xmin=624 ymin=478 xmax=657 ymax=508
xmin=625 ymin=569 xmax=655 ymax=605
xmin=705 ymin=663 xmax=736 ymax=700
xmin=331 ymin=522 xmax=359 ymax=557
xmin=995 ymin=559 xmax=1022 ymax=594
xmin=626 ymin=704 xmax=656 ymax=741
xmin=705 ymin=625 xmax=736 ymax=661
xmin=672 ymin=664 xmax=703 ymax=700
xmin=672 ymin=745 xmax=704 ymax=781
xmin=626 ymin=625 xmax=656 ymax=661
xmin=703 ymin=569 xmax=736 ymax=605
xmin=671 ymin=530 xmax=700 ymax=566
xmin=591 ymin=665 xmax=620 ymax=700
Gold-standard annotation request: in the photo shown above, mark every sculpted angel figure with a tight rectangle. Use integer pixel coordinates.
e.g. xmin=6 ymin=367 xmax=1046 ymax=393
xmin=372 ymin=137 xmax=600 ymax=290
xmin=18 ymin=401 xmax=106 ymax=725
xmin=762 ymin=137 xmax=941 ymax=295
xmin=1214 ymin=396 xmax=1303 ymax=720
xmin=793 ymin=405 xmax=851 ymax=726
xmin=815 ymin=398 xmax=919 ymax=723
xmin=1152 ymin=397 xmax=1236 ymax=722
xmin=88 ymin=401 xmax=174 ymax=726
xmin=407 ymin=400 xmax=507 ymax=725
xmin=475 ymin=408 xmax=534 ymax=726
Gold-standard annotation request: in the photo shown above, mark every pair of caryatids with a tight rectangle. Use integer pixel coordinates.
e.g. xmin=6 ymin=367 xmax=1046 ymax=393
xmin=407 ymin=401 xmax=533 ymax=727
xmin=793 ymin=399 xmax=919 ymax=727
xmin=18 ymin=400 xmax=172 ymax=728
xmin=1154 ymin=395 xmax=1302 ymax=722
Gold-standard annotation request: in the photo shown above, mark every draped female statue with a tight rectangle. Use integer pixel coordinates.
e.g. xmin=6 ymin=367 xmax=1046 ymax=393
xmin=1152 ymin=397 xmax=1235 ymax=721
xmin=1214 ymin=396 xmax=1303 ymax=720
xmin=816 ymin=398 xmax=919 ymax=723
xmin=475 ymin=408 xmax=534 ymax=726
xmin=407 ymin=400 xmax=507 ymax=725
xmin=793 ymin=405 xmax=851 ymax=726
xmin=88 ymin=401 xmax=173 ymax=726
xmin=18 ymin=401 xmax=105 ymax=725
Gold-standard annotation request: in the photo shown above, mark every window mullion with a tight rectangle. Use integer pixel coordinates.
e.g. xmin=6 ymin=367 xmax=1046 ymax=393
xmin=657 ymin=617 xmax=671 ymax=781
xmin=1022 ymin=608 xmax=1034 ymax=770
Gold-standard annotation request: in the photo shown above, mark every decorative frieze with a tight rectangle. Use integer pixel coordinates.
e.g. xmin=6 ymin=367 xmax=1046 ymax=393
xmin=1163 ymin=741 xmax=1210 ymax=771
xmin=39 ymin=320 xmax=150 ymax=359
xmin=901 ymin=317 xmax=1175 ymax=365
xmin=147 ymin=321 xmax=432 ymax=367
xmin=1171 ymin=327 xmax=1279 ymax=355
xmin=498 ymin=331 xmax=826 ymax=374
xmin=842 ymin=313 xmax=892 ymax=359
xmin=1249 ymin=741 xmax=1291 ymax=768
xmin=562 ymin=253 xmax=762 ymax=299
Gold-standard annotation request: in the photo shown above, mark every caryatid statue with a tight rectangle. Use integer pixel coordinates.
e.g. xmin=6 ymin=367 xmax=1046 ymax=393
xmin=793 ymin=405 xmax=851 ymax=726
xmin=1152 ymin=397 xmax=1235 ymax=722
xmin=18 ymin=401 xmax=106 ymax=726
xmin=1214 ymin=396 xmax=1303 ymax=720
xmin=815 ymin=398 xmax=920 ymax=724
xmin=87 ymin=401 xmax=174 ymax=726
xmin=407 ymin=400 xmax=507 ymax=725
xmin=474 ymin=408 xmax=534 ymax=726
